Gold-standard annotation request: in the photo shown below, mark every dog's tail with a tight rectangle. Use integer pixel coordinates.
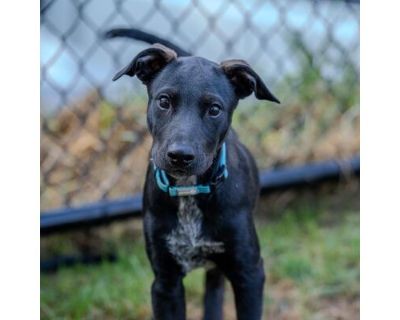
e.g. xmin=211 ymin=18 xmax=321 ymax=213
xmin=104 ymin=27 xmax=191 ymax=57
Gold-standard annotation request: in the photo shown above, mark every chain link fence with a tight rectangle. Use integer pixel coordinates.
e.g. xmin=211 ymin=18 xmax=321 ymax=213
xmin=40 ymin=0 xmax=360 ymax=211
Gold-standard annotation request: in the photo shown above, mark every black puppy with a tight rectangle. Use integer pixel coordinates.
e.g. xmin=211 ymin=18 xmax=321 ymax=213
xmin=112 ymin=42 xmax=279 ymax=320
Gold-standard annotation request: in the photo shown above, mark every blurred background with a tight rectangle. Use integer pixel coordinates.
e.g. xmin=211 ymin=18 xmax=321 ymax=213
xmin=40 ymin=0 xmax=360 ymax=319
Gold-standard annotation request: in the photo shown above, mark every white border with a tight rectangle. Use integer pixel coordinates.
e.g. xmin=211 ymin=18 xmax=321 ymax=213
xmin=361 ymin=1 xmax=400 ymax=319
xmin=0 ymin=1 xmax=40 ymax=319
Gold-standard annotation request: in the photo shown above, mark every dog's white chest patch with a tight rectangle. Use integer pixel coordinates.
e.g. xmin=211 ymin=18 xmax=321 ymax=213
xmin=166 ymin=196 xmax=224 ymax=273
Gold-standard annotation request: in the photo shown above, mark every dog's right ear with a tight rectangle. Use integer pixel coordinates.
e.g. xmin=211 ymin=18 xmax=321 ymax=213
xmin=112 ymin=43 xmax=177 ymax=84
xmin=220 ymin=59 xmax=280 ymax=103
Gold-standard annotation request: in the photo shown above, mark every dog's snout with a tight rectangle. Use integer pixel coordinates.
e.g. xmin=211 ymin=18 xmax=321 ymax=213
xmin=167 ymin=144 xmax=195 ymax=167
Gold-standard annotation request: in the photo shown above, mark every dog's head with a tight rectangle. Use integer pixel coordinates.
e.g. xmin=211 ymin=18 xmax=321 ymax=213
xmin=113 ymin=44 xmax=279 ymax=177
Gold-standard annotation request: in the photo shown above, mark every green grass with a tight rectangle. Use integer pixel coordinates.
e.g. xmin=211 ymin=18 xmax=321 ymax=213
xmin=41 ymin=207 xmax=359 ymax=320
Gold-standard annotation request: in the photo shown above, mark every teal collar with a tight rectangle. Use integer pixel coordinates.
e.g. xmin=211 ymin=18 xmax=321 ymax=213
xmin=153 ymin=143 xmax=228 ymax=197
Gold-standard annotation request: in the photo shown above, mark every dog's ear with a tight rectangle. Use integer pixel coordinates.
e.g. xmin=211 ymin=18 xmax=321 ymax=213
xmin=220 ymin=59 xmax=280 ymax=103
xmin=112 ymin=43 xmax=177 ymax=83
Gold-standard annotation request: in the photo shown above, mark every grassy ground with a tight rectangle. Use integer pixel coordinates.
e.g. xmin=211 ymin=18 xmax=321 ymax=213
xmin=41 ymin=192 xmax=359 ymax=320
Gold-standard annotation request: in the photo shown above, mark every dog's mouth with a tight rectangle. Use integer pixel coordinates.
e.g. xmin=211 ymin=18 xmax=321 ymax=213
xmin=167 ymin=168 xmax=194 ymax=179
xmin=158 ymin=163 xmax=204 ymax=178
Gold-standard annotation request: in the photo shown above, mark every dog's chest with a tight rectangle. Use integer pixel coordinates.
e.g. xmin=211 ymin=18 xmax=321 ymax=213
xmin=166 ymin=196 xmax=224 ymax=273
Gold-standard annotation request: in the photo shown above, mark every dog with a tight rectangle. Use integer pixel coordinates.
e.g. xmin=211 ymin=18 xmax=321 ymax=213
xmin=109 ymin=29 xmax=280 ymax=320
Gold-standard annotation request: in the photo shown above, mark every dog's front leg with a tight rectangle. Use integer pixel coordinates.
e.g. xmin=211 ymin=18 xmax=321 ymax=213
xmin=229 ymin=260 xmax=265 ymax=320
xmin=219 ymin=212 xmax=266 ymax=320
xmin=143 ymin=204 xmax=186 ymax=319
xmin=151 ymin=274 xmax=186 ymax=320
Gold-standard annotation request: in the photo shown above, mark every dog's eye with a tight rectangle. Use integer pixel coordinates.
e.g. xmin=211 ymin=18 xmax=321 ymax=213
xmin=158 ymin=96 xmax=171 ymax=110
xmin=208 ymin=104 xmax=221 ymax=117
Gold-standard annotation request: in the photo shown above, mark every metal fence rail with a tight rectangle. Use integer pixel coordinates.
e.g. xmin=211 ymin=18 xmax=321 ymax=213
xmin=40 ymin=0 xmax=360 ymax=211
xmin=41 ymin=156 xmax=360 ymax=235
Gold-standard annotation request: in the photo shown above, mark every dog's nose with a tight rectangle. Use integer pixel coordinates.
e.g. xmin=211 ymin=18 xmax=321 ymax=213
xmin=167 ymin=144 xmax=195 ymax=167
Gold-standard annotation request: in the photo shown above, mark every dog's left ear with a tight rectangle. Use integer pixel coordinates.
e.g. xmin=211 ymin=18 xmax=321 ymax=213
xmin=112 ymin=43 xmax=177 ymax=83
xmin=220 ymin=59 xmax=280 ymax=103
